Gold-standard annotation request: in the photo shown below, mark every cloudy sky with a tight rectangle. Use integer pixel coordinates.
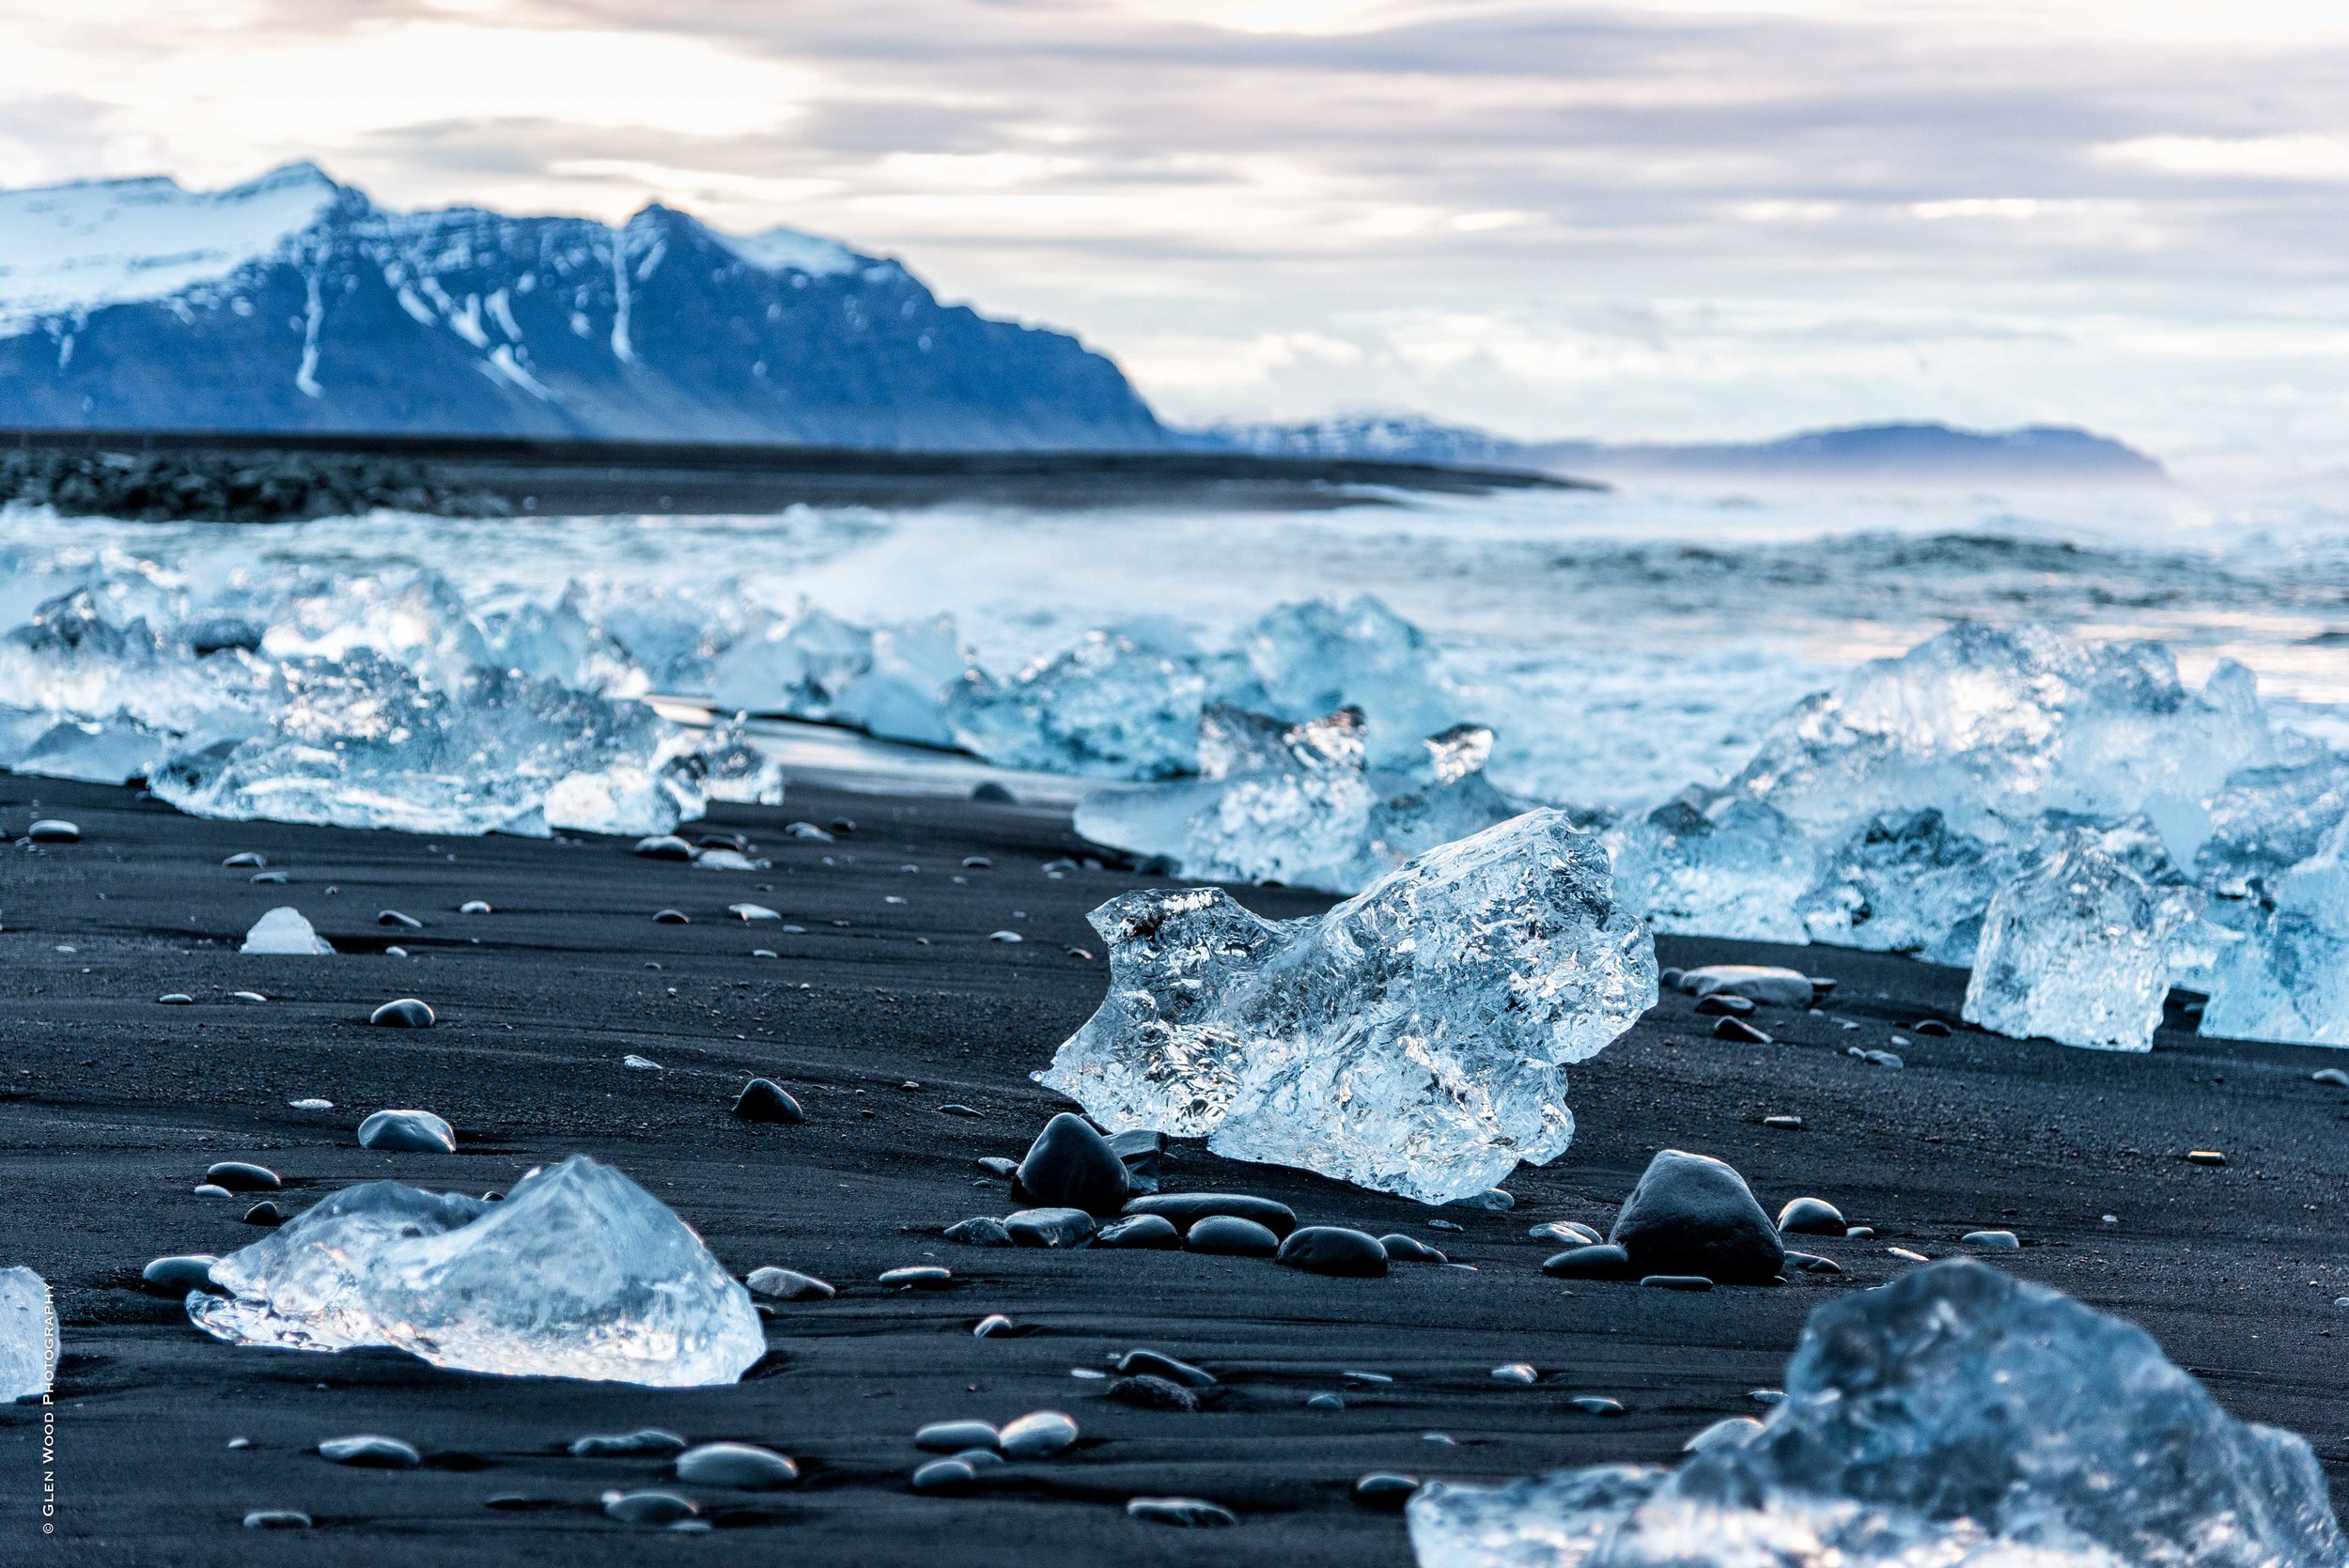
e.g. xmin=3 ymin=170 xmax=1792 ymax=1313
xmin=4 ymin=0 xmax=2347 ymax=473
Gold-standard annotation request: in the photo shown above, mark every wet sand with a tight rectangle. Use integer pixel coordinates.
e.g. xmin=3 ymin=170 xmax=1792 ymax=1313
xmin=2 ymin=773 xmax=2345 ymax=1564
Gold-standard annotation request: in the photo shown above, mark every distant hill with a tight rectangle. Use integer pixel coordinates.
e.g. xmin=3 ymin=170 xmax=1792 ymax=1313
xmin=0 ymin=163 xmax=1170 ymax=450
xmin=1197 ymin=415 xmax=2169 ymax=486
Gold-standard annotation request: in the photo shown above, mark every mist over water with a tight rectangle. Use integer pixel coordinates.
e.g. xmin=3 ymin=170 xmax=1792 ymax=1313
xmin=7 ymin=478 xmax=2349 ymax=814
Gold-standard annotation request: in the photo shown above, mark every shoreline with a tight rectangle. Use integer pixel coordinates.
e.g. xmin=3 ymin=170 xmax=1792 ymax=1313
xmin=3 ymin=772 xmax=2345 ymax=1564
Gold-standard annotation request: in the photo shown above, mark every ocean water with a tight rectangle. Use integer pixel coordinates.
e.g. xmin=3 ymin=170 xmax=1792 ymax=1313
xmin=6 ymin=478 xmax=2349 ymax=816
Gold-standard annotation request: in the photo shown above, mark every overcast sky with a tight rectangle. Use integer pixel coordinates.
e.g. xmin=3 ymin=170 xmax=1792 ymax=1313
xmin=5 ymin=0 xmax=2347 ymax=473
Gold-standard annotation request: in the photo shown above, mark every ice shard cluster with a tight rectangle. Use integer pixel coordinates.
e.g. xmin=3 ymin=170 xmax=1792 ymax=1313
xmin=0 ymin=1267 xmax=56 ymax=1401
xmin=1588 ymin=622 xmax=2349 ymax=1053
xmin=950 ymin=595 xmax=1474 ymax=781
xmin=1409 ymin=1259 xmax=2345 ymax=1568
xmin=1037 ymin=808 xmax=1657 ymax=1204
xmin=1074 ymin=706 xmax=1521 ymax=894
xmin=0 ymin=567 xmax=770 ymax=838
xmin=189 ymin=1156 xmax=764 ymax=1387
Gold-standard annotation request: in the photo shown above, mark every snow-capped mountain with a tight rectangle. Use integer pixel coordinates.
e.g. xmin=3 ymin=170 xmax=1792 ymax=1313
xmin=0 ymin=163 xmax=1170 ymax=450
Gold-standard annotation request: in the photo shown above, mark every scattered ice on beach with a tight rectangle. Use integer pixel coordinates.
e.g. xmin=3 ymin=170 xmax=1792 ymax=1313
xmin=1038 ymin=808 xmax=1657 ymax=1203
xmin=1962 ymin=830 xmax=2177 ymax=1051
xmin=1606 ymin=792 xmax=1816 ymax=944
xmin=1237 ymin=596 xmax=1468 ymax=769
xmin=241 ymin=907 xmax=334 ymax=955
xmin=677 ymin=714 xmax=786 ymax=806
xmin=1408 ymin=1259 xmax=2346 ymax=1568
xmin=2201 ymin=815 xmax=2349 ymax=1047
xmin=954 ymin=595 xmax=1471 ymax=781
xmin=1795 ymin=809 xmax=2020 ymax=964
xmin=2195 ymin=744 xmax=2349 ymax=897
xmin=1731 ymin=625 xmax=2273 ymax=840
xmin=151 ymin=656 xmax=700 ymax=838
xmin=709 ymin=607 xmax=964 ymax=747
xmin=0 ymin=1267 xmax=56 ymax=1400
xmin=951 ymin=628 xmax=1223 ymax=780
xmin=1073 ymin=706 xmax=1519 ymax=894
xmin=189 ymin=1155 xmax=764 ymax=1386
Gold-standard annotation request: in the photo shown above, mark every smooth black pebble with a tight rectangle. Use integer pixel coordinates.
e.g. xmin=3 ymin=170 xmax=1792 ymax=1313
xmin=733 ymin=1079 xmax=805 ymax=1124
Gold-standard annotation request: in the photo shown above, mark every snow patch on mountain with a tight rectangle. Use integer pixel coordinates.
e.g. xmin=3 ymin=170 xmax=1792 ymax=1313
xmin=716 ymin=226 xmax=862 ymax=279
xmin=0 ymin=163 xmax=341 ymax=335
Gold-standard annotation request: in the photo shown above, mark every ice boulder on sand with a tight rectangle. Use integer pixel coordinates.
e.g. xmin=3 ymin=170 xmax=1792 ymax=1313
xmin=1408 ymin=1258 xmax=2345 ymax=1568
xmin=2201 ymin=815 xmax=2349 ymax=1047
xmin=241 ymin=908 xmax=333 ymax=955
xmin=950 ymin=629 xmax=1222 ymax=781
xmin=1237 ymin=595 xmax=1468 ymax=769
xmin=1963 ymin=830 xmax=2177 ymax=1051
xmin=1730 ymin=625 xmax=2273 ymax=841
xmin=189 ymin=1155 xmax=764 ymax=1387
xmin=1794 ymin=808 xmax=2020 ymax=964
xmin=1606 ymin=792 xmax=1817 ymax=944
xmin=1037 ymin=809 xmax=1657 ymax=1204
xmin=0 ymin=1267 xmax=56 ymax=1400
xmin=1075 ymin=706 xmax=1519 ymax=895
xmin=154 ymin=656 xmax=703 ymax=838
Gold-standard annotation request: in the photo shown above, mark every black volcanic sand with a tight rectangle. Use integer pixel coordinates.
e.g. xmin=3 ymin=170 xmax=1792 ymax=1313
xmin=3 ymin=773 xmax=2347 ymax=1564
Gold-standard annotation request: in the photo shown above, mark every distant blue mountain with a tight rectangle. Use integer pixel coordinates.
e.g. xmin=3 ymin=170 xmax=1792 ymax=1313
xmin=0 ymin=163 xmax=1169 ymax=450
xmin=1198 ymin=414 xmax=2168 ymax=485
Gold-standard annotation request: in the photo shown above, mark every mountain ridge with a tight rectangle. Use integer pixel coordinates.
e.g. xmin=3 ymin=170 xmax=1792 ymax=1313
xmin=1196 ymin=413 xmax=2170 ymax=485
xmin=0 ymin=163 xmax=1170 ymax=451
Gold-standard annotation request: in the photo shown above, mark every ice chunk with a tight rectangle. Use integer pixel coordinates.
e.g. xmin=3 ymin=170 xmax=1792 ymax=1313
xmin=189 ymin=1155 xmax=764 ymax=1387
xmin=2 ymin=708 xmax=173 ymax=784
xmin=709 ymin=608 xmax=962 ymax=747
xmin=241 ymin=907 xmax=334 ymax=955
xmin=708 ymin=605 xmax=875 ymax=719
xmin=831 ymin=616 xmax=964 ymax=748
xmin=0 ymin=1266 xmax=56 ymax=1400
xmin=950 ymin=630 xmax=1219 ymax=780
xmin=1236 ymin=596 xmax=1469 ymax=768
xmin=1408 ymin=1259 xmax=2344 ymax=1568
xmin=1795 ymin=809 xmax=2019 ymax=964
xmin=1732 ymin=626 xmax=2273 ymax=840
xmin=1074 ymin=707 xmax=1519 ymax=894
xmin=1962 ymin=830 xmax=2176 ymax=1051
xmin=2197 ymin=745 xmax=2349 ymax=897
xmin=1606 ymin=791 xmax=1816 ymax=944
xmin=152 ymin=655 xmax=699 ymax=838
xmin=1038 ymin=808 xmax=1657 ymax=1203
xmin=2201 ymin=815 xmax=2349 ymax=1047
xmin=477 ymin=588 xmax=646 ymax=695
xmin=676 ymin=714 xmax=786 ymax=806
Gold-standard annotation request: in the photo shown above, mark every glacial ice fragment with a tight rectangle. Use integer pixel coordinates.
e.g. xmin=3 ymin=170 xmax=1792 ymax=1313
xmin=677 ymin=714 xmax=786 ymax=806
xmin=1962 ymin=830 xmax=2176 ymax=1051
xmin=0 ymin=1266 xmax=56 ymax=1400
xmin=1074 ymin=706 xmax=1519 ymax=894
xmin=1236 ymin=596 xmax=1469 ymax=768
xmin=1408 ymin=1259 xmax=2345 ymax=1568
xmin=241 ymin=907 xmax=333 ymax=955
xmin=2197 ymin=745 xmax=2349 ymax=896
xmin=950 ymin=630 xmax=1221 ymax=780
xmin=152 ymin=656 xmax=700 ymax=838
xmin=189 ymin=1155 xmax=764 ymax=1386
xmin=709 ymin=607 xmax=964 ymax=747
xmin=1038 ymin=808 xmax=1657 ymax=1203
xmin=2201 ymin=815 xmax=2349 ymax=1047
xmin=1606 ymin=792 xmax=1816 ymax=944
xmin=950 ymin=595 xmax=1470 ymax=783
xmin=1795 ymin=809 xmax=2019 ymax=964
xmin=1731 ymin=625 xmax=2272 ymax=840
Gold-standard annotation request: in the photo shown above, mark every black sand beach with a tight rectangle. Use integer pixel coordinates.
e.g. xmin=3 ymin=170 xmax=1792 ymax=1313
xmin=3 ymin=773 xmax=2346 ymax=1565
